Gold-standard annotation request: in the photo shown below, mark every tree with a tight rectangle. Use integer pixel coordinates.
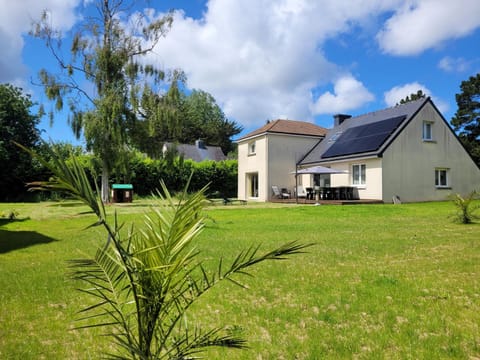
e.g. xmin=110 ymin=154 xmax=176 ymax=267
xmin=0 ymin=84 xmax=41 ymax=201
xmin=182 ymin=90 xmax=242 ymax=155
xmin=23 ymin=143 xmax=310 ymax=359
xmin=398 ymin=90 xmax=426 ymax=104
xmin=131 ymin=74 xmax=187 ymax=158
xmin=451 ymin=73 xmax=480 ymax=166
xmin=132 ymin=87 xmax=242 ymax=158
xmin=31 ymin=0 xmax=175 ymax=202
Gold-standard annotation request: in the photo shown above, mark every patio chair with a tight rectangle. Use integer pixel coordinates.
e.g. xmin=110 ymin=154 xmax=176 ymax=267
xmin=295 ymin=185 xmax=307 ymax=198
xmin=272 ymin=185 xmax=290 ymax=199
xmin=306 ymin=187 xmax=314 ymax=200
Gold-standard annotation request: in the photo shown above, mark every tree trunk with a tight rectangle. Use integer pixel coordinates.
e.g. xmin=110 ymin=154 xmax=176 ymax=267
xmin=101 ymin=161 xmax=110 ymax=203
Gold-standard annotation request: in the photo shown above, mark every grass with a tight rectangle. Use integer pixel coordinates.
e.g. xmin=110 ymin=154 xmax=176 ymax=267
xmin=0 ymin=200 xmax=479 ymax=359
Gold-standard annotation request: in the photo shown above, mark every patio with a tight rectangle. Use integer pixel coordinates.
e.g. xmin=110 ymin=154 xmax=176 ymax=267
xmin=270 ymin=197 xmax=384 ymax=205
xmin=271 ymin=165 xmax=384 ymax=204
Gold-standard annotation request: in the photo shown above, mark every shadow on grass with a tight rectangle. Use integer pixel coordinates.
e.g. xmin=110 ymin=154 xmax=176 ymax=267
xmin=0 ymin=225 xmax=58 ymax=254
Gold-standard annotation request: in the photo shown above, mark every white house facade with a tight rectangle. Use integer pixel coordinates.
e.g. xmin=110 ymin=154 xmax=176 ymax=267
xmin=237 ymin=120 xmax=327 ymax=201
xmin=237 ymin=98 xmax=480 ymax=203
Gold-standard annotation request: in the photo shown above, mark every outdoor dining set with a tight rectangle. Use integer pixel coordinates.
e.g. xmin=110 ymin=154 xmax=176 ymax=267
xmin=304 ymin=186 xmax=355 ymax=201
xmin=273 ymin=185 xmax=356 ymax=201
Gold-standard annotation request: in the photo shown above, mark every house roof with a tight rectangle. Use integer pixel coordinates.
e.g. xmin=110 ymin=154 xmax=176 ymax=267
xmin=300 ymin=97 xmax=430 ymax=165
xmin=237 ymin=119 xmax=328 ymax=141
xmin=163 ymin=141 xmax=227 ymax=162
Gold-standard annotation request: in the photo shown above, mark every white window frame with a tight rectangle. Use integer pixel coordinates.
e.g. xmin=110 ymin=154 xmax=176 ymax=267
xmin=435 ymin=168 xmax=449 ymax=188
xmin=423 ymin=121 xmax=433 ymax=141
xmin=248 ymin=141 xmax=256 ymax=155
xmin=352 ymin=164 xmax=366 ymax=186
xmin=247 ymin=172 xmax=259 ymax=198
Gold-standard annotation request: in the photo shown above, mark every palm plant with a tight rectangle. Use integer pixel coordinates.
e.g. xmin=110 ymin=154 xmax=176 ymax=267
xmin=449 ymin=190 xmax=480 ymax=224
xmin=21 ymin=142 xmax=311 ymax=359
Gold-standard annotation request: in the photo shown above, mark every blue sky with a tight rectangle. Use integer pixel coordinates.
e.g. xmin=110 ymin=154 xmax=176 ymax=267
xmin=1 ymin=0 xmax=480 ymax=146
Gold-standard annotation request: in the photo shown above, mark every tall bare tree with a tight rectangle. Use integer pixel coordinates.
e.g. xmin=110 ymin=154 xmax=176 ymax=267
xmin=31 ymin=0 xmax=175 ymax=201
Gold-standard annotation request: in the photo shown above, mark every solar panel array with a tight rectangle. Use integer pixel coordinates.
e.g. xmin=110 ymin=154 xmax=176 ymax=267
xmin=322 ymin=115 xmax=406 ymax=158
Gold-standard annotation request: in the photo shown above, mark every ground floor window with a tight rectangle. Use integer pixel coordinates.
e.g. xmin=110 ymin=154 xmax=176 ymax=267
xmin=246 ymin=172 xmax=259 ymax=197
xmin=435 ymin=168 xmax=449 ymax=188
xmin=352 ymin=164 xmax=366 ymax=185
xmin=314 ymin=174 xmax=331 ymax=187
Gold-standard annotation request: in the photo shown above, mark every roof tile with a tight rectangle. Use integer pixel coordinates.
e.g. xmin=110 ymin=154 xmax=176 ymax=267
xmin=238 ymin=119 xmax=327 ymax=140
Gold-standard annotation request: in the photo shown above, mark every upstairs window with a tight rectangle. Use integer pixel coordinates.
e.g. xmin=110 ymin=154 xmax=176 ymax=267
xmin=248 ymin=141 xmax=256 ymax=155
xmin=352 ymin=164 xmax=366 ymax=185
xmin=435 ymin=168 xmax=449 ymax=188
xmin=423 ymin=121 xmax=433 ymax=141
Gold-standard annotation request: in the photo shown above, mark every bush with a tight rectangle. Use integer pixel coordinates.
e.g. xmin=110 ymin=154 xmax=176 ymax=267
xmin=449 ymin=190 xmax=480 ymax=224
xmin=16 ymin=146 xmax=238 ymax=201
xmin=119 ymin=153 xmax=237 ymax=198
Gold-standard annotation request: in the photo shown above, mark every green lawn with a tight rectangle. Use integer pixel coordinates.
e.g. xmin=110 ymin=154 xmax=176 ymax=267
xmin=0 ymin=200 xmax=479 ymax=359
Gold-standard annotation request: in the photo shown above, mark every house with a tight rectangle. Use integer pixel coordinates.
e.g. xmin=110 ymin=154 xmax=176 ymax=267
xmin=237 ymin=98 xmax=480 ymax=202
xmin=162 ymin=139 xmax=227 ymax=162
xmin=236 ymin=119 xmax=328 ymax=201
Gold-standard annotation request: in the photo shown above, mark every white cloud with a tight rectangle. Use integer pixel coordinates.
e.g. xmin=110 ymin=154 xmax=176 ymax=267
xmin=146 ymin=0 xmax=401 ymax=128
xmin=377 ymin=0 xmax=480 ymax=56
xmin=0 ymin=0 xmax=79 ymax=83
xmin=384 ymin=82 xmax=429 ymax=106
xmin=384 ymin=82 xmax=449 ymax=113
xmin=312 ymin=75 xmax=375 ymax=114
xmin=438 ymin=56 xmax=470 ymax=72
xmin=3 ymin=0 xmax=475 ymax=133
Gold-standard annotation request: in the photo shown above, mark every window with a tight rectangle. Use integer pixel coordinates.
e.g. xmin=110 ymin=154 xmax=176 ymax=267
xmin=435 ymin=168 xmax=449 ymax=188
xmin=248 ymin=141 xmax=256 ymax=155
xmin=314 ymin=174 xmax=330 ymax=187
xmin=352 ymin=164 xmax=366 ymax=185
xmin=328 ymin=131 xmax=342 ymax=143
xmin=423 ymin=121 xmax=433 ymax=141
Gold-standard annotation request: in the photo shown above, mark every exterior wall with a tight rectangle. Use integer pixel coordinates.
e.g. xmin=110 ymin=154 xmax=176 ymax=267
xmin=237 ymin=136 xmax=268 ymax=201
xmin=382 ymin=102 xmax=480 ymax=202
xmin=266 ymin=134 xmax=321 ymax=200
xmin=325 ymin=158 xmax=383 ymax=200
xmin=237 ymin=133 xmax=321 ymax=201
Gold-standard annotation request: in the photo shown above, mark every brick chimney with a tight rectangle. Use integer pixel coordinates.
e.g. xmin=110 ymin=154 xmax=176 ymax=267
xmin=333 ymin=114 xmax=352 ymax=127
xmin=195 ymin=139 xmax=206 ymax=149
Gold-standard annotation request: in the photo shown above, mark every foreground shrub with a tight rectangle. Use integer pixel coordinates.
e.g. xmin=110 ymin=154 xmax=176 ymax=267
xmin=23 ymin=143 xmax=310 ymax=359
xmin=449 ymin=190 xmax=480 ymax=224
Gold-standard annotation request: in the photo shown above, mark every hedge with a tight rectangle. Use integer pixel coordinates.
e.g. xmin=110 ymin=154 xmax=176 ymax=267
xmin=115 ymin=154 xmax=238 ymax=198
xmin=13 ymin=152 xmax=238 ymax=201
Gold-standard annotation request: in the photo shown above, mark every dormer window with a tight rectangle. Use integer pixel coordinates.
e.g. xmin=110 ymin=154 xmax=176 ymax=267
xmin=423 ymin=121 xmax=433 ymax=141
xmin=248 ymin=141 xmax=256 ymax=155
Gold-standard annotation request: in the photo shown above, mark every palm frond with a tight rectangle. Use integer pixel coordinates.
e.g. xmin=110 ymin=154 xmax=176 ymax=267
xmin=19 ymin=141 xmax=311 ymax=359
xmin=16 ymin=141 xmax=105 ymax=222
xmin=159 ymin=326 xmax=247 ymax=359
xmin=69 ymin=245 xmax=131 ymax=332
